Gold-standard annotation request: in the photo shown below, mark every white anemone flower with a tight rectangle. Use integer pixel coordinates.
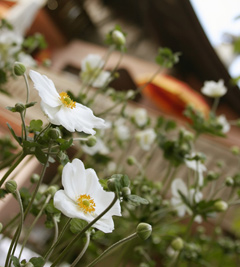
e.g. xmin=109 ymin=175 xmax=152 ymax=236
xmin=29 ymin=70 xmax=106 ymax=135
xmin=132 ymin=108 xmax=148 ymax=127
xmin=171 ymin=178 xmax=203 ymax=223
xmin=81 ymin=138 xmax=109 ymax=156
xmin=135 ymin=128 xmax=156 ymax=151
xmin=217 ymin=115 xmax=230 ymax=134
xmin=201 ymin=79 xmax=227 ymax=98
xmin=54 ymin=159 xmax=121 ymax=233
xmin=114 ymin=119 xmax=130 ymax=141
xmin=185 ymin=153 xmax=207 ymax=187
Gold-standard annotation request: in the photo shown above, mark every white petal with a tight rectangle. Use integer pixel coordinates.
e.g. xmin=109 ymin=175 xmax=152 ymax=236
xmin=62 ymin=159 xmax=86 ymax=199
xmin=171 ymin=178 xmax=188 ymax=198
xmin=40 ymin=101 xmax=61 ymax=123
xmin=93 ymin=215 xmax=115 ymax=233
xmin=92 ymin=71 xmax=111 ymax=88
xmin=29 ymin=70 xmax=61 ymax=107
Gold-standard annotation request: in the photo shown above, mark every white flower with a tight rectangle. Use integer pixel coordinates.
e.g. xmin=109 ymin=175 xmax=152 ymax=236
xmin=29 ymin=70 xmax=106 ymax=135
xmin=135 ymin=128 xmax=156 ymax=151
xmin=171 ymin=178 xmax=202 ymax=223
xmin=81 ymin=54 xmax=111 ymax=88
xmin=217 ymin=115 xmax=230 ymax=134
xmin=201 ymin=79 xmax=227 ymax=98
xmin=107 ymin=161 xmax=117 ymax=174
xmin=54 ymin=159 xmax=121 ymax=233
xmin=81 ymin=138 xmax=109 ymax=156
xmin=132 ymin=108 xmax=148 ymax=127
xmin=114 ymin=119 xmax=130 ymax=141
xmin=18 ymin=52 xmax=36 ymax=67
xmin=185 ymin=153 xmax=207 ymax=187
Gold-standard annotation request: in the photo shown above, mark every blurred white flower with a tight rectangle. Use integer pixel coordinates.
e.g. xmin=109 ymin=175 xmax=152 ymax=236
xmin=81 ymin=54 xmax=111 ymax=88
xmin=18 ymin=52 xmax=36 ymax=67
xmin=171 ymin=178 xmax=202 ymax=223
xmin=217 ymin=115 xmax=230 ymax=134
xmin=29 ymin=70 xmax=106 ymax=135
xmin=81 ymin=138 xmax=109 ymax=156
xmin=114 ymin=119 xmax=130 ymax=141
xmin=132 ymin=108 xmax=148 ymax=127
xmin=201 ymin=79 xmax=227 ymax=98
xmin=185 ymin=153 xmax=207 ymax=187
xmin=107 ymin=161 xmax=117 ymax=174
xmin=54 ymin=159 xmax=121 ymax=233
xmin=135 ymin=128 xmax=156 ymax=151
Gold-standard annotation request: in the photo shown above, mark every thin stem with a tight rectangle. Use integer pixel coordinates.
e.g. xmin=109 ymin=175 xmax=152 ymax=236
xmin=51 ymin=194 xmax=119 ymax=266
xmin=0 ymin=152 xmax=26 ymax=188
xmin=71 ymin=231 xmax=91 ymax=267
xmin=20 ymin=112 xmax=27 ymax=141
xmin=86 ymin=232 xmax=137 ymax=267
xmin=23 ymin=73 xmax=30 ymax=118
xmin=18 ymin=194 xmax=52 ymax=259
xmin=35 ymin=123 xmax=51 ymax=142
xmin=211 ymin=97 xmax=220 ymax=114
xmin=0 ymin=151 xmax=22 ymax=171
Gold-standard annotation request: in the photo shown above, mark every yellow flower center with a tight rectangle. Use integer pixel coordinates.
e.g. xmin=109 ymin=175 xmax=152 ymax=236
xmin=77 ymin=194 xmax=96 ymax=214
xmin=59 ymin=92 xmax=76 ymax=109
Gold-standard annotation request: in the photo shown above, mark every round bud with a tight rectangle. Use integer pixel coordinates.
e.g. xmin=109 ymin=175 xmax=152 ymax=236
xmin=112 ymin=30 xmax=126 ymax=46
xmin=127 ymin=156 xmax=136 ymax=166
xmin=225 ymin=176 xmax=234 ymax=186
xmin=13 ymin=62 xmax=26 ymax=76
xmin=171 ymin=237 xmax=184 ymax=251
xmin=206 ymin=171 xmax=219 ymax=181
xmin=5 ymin=180 xmax=17 ymax=193
xmin=48 ymin=128 xmax=61 ymax=139
xmin=0 ymin=222 xmax=3 ymax=233
xmin=30 ymin=173 xmax=40 ymax=184
xmin=122 ymin=187 xmax=131 ymax=197
xmin=57 ymin=151 xmax=67 ymax=162
xmin=136 ymin=223 xmax=152 ymax=240
xmin=46 ymin=185 xmax=58 ymax=196
xmin=231 ymin=146 xmax=240 ymax=155
xmin=126 ymin=90 xmax=135 ymax=99
xmin=15 ymin=103 xmax=25 ymax=113
xmin=24 ymin=263 xmax=34 ymax=267
xmin=57 ymin=165 xmax=63 ymax=174
xmin=86 ymin=136 xmax=97 ymax=147
xmin=214 ymin=200 xmax=228 ymax=212
xmin=107 ymin=178 xmax=117 ymax=192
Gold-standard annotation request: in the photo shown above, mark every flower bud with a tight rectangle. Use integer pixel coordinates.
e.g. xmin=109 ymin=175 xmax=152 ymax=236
xmin=86 ymin=136 xmax=97 ymax=147
xmin=136 ymin=223 xmax=152 ymax=240
xmin=13 ymin=62 xmax=26 ymax=76
xmin=225 ymin=176 xmax=234 ymax=186
xmin=24 ymin=263 xmax=34 ymax=267
xmin=58 ymin=164 xmax=63 ymax=174
xmin=231 ymin=146 xmax=240 ymax=155
xmin=0 ymin=222 xmax=3 ymax=233
xmin=5 ymin=180 xmax=17 ymax=193
xmin=48 ymin=128 xmax=61 ymax=139
xmin=15 ymin=103 xmax=25 ymax=113
xmin=214 ymin=200 xmax=228 ymax=211
xmin=171 ymin=237 xmax=184 ymax=251
xmin=122 ymin=187 xmax=131 ymax=197
xmin=30 ymin=173 xmax=40 ymax=183
xmin=46 ymin=185 xmax=58 ymax=196
xmin=57 ymin=151 xmax=67 ymax=162
xmin=107 ymin=178 xmax=117 ymax=192
xmin=127 ymin=156 xmax=136 ymax=165
xmin=206 ymin=171 xmax=219 ymax=181
xmin=112 ymin=30 xmax=126 ymax=46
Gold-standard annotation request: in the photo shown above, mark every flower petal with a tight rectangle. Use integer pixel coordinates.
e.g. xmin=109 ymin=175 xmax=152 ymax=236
xmin=171 ymin=178 xmax=188 ymax=197
xmin=29 ymin=70 xmax=61 ymax=107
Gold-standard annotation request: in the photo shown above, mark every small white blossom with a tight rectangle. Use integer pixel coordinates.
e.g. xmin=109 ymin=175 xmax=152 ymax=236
xmin=107 ymin=161 xmax=117 ymax=174
xmin=135 ymin=128 xmax=156 ymax=151
xmin=81 ymin=138 xmax=109 ymax=156
xmin=54 ymin=159 xmax=121 ymax=233
xmin=81 ymin=54 xmax=111 ymax=88
xmin=18 ymin=52 xmax=36 ymax=67
xmin=29 ymin=70 xmax=106 ymax=135
xmin=217 ymin=115 xmax=230 ymax=134
xmin=201 ymin=79 xmax=227 ymax=98
xmin=171 ymin=178 xmax=202 ymax=223
xmin=132 ymin=108 xmax=148 ymax=127
xmin=114 ymin=119 xmax=130 ymax=141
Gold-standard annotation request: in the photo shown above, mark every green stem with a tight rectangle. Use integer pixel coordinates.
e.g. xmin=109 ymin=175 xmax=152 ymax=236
xmin=20 ymin=111 xmax=27 ymax=141
xmin=70 ymin=231 xmax=91 ymax=267
xmin=51 ymin=194 xmax=119 ymax=266
xmin=0 ymin=152 xmax=26 ymax=188
xmin=23 ymin=73 xmax=30 ymax=118
xmin=86 ymin=232 xmax=137 ymax=267
xmin=211 ymin=97 xmax=220 ymax=114
xmin=18 ymin=194 xmax=52 ymax=259
xmin=35 ymin=123 xmax=51 ymax=142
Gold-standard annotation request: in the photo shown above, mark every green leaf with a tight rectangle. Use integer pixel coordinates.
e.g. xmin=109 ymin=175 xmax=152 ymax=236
xmin=127 ymin=194 xmax=149 ymax=206
xmin=45 ymin=200 xmax=60 ymax=214
xmin=6 ymin=106 xmax=17 ymax=112
xmin=10 ymin=256 xmax=20 ymax=267
xmin=59 ymin=138 xmax=73 ymax=151
xmin=35 ymin=147 xmax=48 ymax=164
xmin=0 ymin=69 xmax=7 ymax=84
xmin=29 ymin=120 xmax=43 ymax=132
xmin=25 ymin=102 xmax=37 ymax=109
xmin=0 ymin=188 xmax=8 ymax=199
xmin=70 ymin=218 xmax=88 ymax=234
xmin=29 ymin=257 xmax=45 ymax=267
xmin=6 ymin=123 xmax=21 ymax=144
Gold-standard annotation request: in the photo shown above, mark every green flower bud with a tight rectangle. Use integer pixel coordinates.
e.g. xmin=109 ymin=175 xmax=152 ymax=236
xmin=127 ymin=156 xmax=136 ymax=165
xmin=0 ymin=222 xmax=3 ymax=233
xmin=214 ymin=200 xmax=228 ymax=211
xmin=30 ymin=173 xmax=40 ymax=183
xmin=57 ymin=151 xmax=67 ymax=162
xmin=225 ymin=176 xmax=234 ymax=186
xmin=231 ymin=146 xmax=240 ymax=155
xmin=171 ymin=237 xmax=184 ymax=251
xmin=112 ymin=30 xmax=126 ymax=46
xmin=24 ymin=263 xmax=34 ymax=267
xmin=13 ymin=62 xmax=26 ymax=76
xmin=46 ymin=185 xmax=58 ymax=196
xmin=206 ymin=171 xmax=219 ymax=181
xmin=15 ymin=103 xmax=25 ymax=113
xmin=58 ymin=164 xmax=63 ymax=174
xmin=86 ymin=136 xmax=97 ymax=147
xmin=5 ymin=180 xmax=17 ymax=193
xmin=122 ymin=187 xmax=131 ymax=197
xmin=136 ymin=223 xmax=152 ymax=240
xmin=48 ymin=128 xmax=61 ymax=139
xmin=107 ymin=178 xmax=117 ymax=192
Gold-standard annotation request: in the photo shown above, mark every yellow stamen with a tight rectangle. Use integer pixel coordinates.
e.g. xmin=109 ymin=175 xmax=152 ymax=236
xmin=77 ymin=194 xmax=96 ymax=214
xmin=59 ymin=92 xmax=76 ymax=109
